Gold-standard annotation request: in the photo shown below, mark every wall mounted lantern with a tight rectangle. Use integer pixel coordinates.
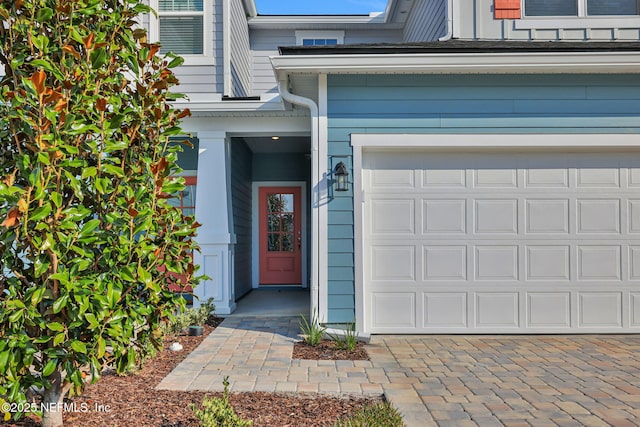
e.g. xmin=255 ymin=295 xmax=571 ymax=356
xmin=334 ymin=161 xmax=349 ymax=192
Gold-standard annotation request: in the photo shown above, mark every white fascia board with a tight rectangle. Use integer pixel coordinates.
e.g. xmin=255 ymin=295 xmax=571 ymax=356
xmin=271 ymin=51 xmax=640 ymax=74
xmin=351 ymin=133 xmax=640 ymax=149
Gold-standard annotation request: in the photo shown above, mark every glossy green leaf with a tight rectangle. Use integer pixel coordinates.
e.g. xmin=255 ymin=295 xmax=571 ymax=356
xmin=53 ymin=333 xmax=66 ymax=347
xmin=47 ymin=322 xmax=64 ymax=332
xmin=52 ymin=294 xmax=69 ymax=314
xmin=30 ymin=204 xmax=52 ymax=221
xmin=36 ymin=8 xmax=54 ymax=23
xmin=70 ymin=341 xmax=87 ymax=354
xmin=42 ymin=359 xmax=56 ymax=377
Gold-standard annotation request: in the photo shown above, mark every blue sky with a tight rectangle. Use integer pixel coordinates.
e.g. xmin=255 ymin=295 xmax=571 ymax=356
xmin=254 ymin=0 xmax=387 ymax=15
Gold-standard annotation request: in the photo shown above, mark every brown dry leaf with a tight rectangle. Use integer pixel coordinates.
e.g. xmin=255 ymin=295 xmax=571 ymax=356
xmin=30 ymin=69 xmax=46 ymax=96
xmin=1 ymin=207 xmax=21 ymax=228
xmin=17 ymin=198 xmax=28 ymax=213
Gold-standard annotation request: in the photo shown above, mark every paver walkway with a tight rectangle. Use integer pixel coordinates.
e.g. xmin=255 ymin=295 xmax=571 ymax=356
xmin=158 ymin=317 xmax=640 ymax=426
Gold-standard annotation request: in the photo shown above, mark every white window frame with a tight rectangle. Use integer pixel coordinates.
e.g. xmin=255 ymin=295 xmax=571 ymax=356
xmin=295 ymin=30 xmax=345 ymax=46
xmin=518 ymin=0 xmax=640 ymax=29
xmin=148 ymin=0 xmax=212 ymax=65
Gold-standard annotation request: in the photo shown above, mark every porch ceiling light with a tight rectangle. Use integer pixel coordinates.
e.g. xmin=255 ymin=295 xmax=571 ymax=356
xmin=334 ymin=161 xmax=349 ymax=192
xmin=271 ymin=136 xmax=280 ymax=140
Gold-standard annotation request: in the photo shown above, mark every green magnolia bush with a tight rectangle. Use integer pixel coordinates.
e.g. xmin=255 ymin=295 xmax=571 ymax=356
xmin=0 ymin=1 xmax=201 ymax=426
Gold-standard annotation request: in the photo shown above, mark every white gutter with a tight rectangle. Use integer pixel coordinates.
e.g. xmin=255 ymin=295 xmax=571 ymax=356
xmin=383 ymin=0 xmax=397 ymax=23
xmin=242 ymin=0 xmax=257 ymax=17
xmin=439 ymin=0 xmax=454 ymax=41
xmin=277 ymin=77 xmax=320 ymax=323
xmin=271 ymin=51 xmax=640 ymax=74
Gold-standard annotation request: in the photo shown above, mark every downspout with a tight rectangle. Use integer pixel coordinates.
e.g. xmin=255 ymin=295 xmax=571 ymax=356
xmin=439 ymin=0 xmax=454 ymax=41
xmin=277 ymin=76 xmax=320 ymax=323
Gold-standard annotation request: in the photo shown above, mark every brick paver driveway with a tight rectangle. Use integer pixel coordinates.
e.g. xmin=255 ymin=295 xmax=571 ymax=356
xmin=369 ymin=335 xmax=640 ymax=426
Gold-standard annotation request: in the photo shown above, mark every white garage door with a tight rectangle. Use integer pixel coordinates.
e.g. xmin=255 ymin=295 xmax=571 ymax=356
xmin=363 ymin=150 xmax=640 ymax=333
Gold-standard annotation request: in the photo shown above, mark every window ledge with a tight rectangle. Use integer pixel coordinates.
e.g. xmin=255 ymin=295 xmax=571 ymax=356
xmin=515 ymin=16 xmax=640 ymax=30
xmin=176 ymin=55 xmax=215 ymax=66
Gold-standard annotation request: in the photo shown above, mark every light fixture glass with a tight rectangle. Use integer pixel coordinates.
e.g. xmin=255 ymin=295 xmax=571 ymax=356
xmin=334 ymin=161 xmax=349 ymax=192
xmin=271 ymin=136 xmax=280 ymax=141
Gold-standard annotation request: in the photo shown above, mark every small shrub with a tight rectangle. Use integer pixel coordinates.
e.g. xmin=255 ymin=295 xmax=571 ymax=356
xmin=299 ymin=310 xmax=326 ymax=346
xmin=329 ymin=322 xmax=359 ymax=351
xmin=333 ymin=402 xmax=404 ymax=427
xmin=191 ymin=376 xmax=253 ymax=427
xmin=165 ymin=298 xmax=216 ymax=336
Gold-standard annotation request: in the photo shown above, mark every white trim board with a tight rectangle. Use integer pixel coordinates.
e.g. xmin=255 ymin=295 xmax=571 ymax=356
xmin=251 ymin=181 xmax=308 ymax=289
xmin=351 ymin=133 xmax=640 ymax=150
xmin=271 ymin=51 xmax=640 ymax=75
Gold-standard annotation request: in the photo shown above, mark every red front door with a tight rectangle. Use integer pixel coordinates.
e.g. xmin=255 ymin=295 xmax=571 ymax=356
xmin=259 ymin=187 xmax=302 ymax=285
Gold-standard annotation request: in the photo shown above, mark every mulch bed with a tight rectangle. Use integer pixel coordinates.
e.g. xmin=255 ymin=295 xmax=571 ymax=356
xmin=292 ymin=340 xmax=369 ymax=361
xmin=7 ymin=317 xmax=380 ymax=427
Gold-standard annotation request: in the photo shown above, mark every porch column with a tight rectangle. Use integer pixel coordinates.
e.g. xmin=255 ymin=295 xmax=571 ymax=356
xmin=192 ymin=131 xmax=237 ymax=314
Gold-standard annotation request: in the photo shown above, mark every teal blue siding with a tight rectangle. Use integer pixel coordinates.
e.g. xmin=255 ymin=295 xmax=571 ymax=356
xmin=231 ymin=139 xmax=253 ymax=299
xmin=253 ymin=153 xmax=310 ymax=182
xmin=325 ymin=73 xmax=640 ymax=324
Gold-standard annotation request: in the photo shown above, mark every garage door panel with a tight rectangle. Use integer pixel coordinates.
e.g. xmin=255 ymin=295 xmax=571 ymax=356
xmin=370 ymin=245 xmax=416 ymax=281
xmin=577 ymin=167 xmax=621 ymax=188
xmin=579 ymin=292 xmax=623 ymax=327
xmin=525 ymin=168 xmax=569 ymax=188
xmin=631 ymin=293 xmax=640 ymax=326
xmin=527 ymin=292 xmax=571 ymax=328
xmin=577 ymin=199 xmax=621 ymax=234
xmin=630 ymin=247 xmax=640 ymax=280
xmin=474 ymin=168 xmax=518 ymax=188
xmin=476 ymin=293 xmax=519 ymax=328
xmin=369 ymin=199 xmax=415 ymax=235
xmin=423 ymin=169 xmax=466 ymax=187
xmin=363 ymin=151 xmax=640 ymax=333
xmin=628 ymin=200 xmax=640 ymax=233
xmin=474 ymin=199 xmax=518 ymax=234
xmin=371 ymin=293 xmax=416 ymax=329
xmin=526 ymin=246 xmax=570 ymax=280
xmin=423 ymin=199 xmax=466 ymax=233
xmin=370 ymin=168 xmax=415 ymax=189
xmin=526 ymin=199 xmax=570 ymax=234
xmin=423 ymin=293 xmax=468 ymax=328
xmin=475 ymin=246 xmax=519 ymax=281
xmin=577 ymin=246 xmax=622 ymax=280
xmin=629 ymin=169 xmax=640 ymax=187
xmin=423 ymin=246 xmax=467 ymax=280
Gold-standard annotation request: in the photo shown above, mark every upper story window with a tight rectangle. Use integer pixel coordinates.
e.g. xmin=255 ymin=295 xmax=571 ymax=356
xmin=302 ymin=39 xmax=338 ymax=46
xmin=295 ymin=30 xmax=345 ymax=46
xmin=525 ymin=0 xmax=639 ymax=16
xmin=149 ymin=0 xmax=211 ymax=64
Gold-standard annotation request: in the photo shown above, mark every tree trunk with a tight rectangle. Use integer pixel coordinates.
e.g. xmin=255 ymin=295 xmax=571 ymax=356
xmin=41 ymin=370 xmax=66 ymax=427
